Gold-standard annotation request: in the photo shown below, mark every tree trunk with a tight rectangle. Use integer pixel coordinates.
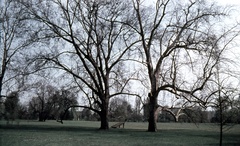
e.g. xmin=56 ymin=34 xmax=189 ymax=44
xmin=98 ymin=96 xmax=109 ymax=130
xmin=38 ymin=112 xmax=45 ymax=122
xmin=0 ymin=71 xmax=5 ymax=100
xmin=220 ymin=120 xmax=223 ymax=146
xmin=0 ymin=48 xmax=7 ymax=100
xmin=0 ymin=80 xmax=3 ymax=112
xmin=219 ymin=98 xmax=223 ymax=146
xmin=148 ymin=95 xmax=158 ymax=132
xmin=0 ymin=78 xmax=3 ymax=99
xmin=99 ymin=107 xmax=109 ymax=130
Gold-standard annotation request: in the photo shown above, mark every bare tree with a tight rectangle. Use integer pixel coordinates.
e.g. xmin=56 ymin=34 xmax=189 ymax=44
xmin=207 ymin=60 xmax=240 ymax=145
xmin=27 ymin=80 xmax=78 ymax=122
xmin=4 ymin=91 xmax=19 ymax=122
xmin=19 ymin=0 xmax=138 ymax=129
xmin=129 ymin=0 xmax=239 ymax=131
xmin=55 ymin=89 xmax=78 ymax=123
xmin=28 ymin=81 xmax=58 ymax=121
xmin=0 ymin=0 xmax=38 ymax=102
xmin=109 ymin=97 xmax=133 ymax=121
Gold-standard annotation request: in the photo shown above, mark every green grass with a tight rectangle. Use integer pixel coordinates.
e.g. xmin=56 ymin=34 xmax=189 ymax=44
xmin=0 ymin=120 xmax=240 ymax=146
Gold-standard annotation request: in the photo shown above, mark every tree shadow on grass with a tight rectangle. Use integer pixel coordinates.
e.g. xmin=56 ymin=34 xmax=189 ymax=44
xmin=0 ymin=123 xmax=98 ymax=132
xmin=1 ymin=123 xmax=239 ymax=146
xmin=176 ymin=129 xmax=240 ymax=146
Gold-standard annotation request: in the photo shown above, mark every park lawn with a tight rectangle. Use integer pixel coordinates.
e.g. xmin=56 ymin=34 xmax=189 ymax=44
xmin=0 ymin=120 xmax=239 ymax=146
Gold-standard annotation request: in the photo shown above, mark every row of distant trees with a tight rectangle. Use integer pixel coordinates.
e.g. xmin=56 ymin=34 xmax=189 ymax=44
xmin=159 ymin=106 xmax=240 ymax=124
xmin=0 ymin=83 xmax=78 ymax=122
xmin=2 ymin=88 xmax=240 ymax=124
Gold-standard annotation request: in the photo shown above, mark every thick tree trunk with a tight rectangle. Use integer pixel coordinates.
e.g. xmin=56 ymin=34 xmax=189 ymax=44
xmin=148 ymin=95 xmax=158 ymax=132
xmin=0 ymin=73 xmax=5 ymax=101
xmin=0 ymin=79 xmax=3 ymax=99
xmin=98 ymin=96 xmax=109 ymax=130
xmin=1 ymin=47 xmax=7 ymax=102
xmin=0 ymin=81 xmax=3 ymax=112
xmin=99 ymin=107 xmax=109 ymax=130
xmin=38 ymin=112 xmax=45 ymax=122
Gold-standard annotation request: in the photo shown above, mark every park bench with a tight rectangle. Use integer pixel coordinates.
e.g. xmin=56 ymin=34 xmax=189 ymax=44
xmin=57 ymin=119 xmax=63 ymax=124
xmin=111 ymin=120 xmax=126 ymax=128
xmin=111 ymin=119 xmax=127 ymax=128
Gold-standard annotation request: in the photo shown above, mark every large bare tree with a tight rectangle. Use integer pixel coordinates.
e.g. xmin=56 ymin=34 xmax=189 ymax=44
xmin=19 ymin=0 xmax=138 ymax=129
xmin=129 ymin=0 xmax=239 ymax=131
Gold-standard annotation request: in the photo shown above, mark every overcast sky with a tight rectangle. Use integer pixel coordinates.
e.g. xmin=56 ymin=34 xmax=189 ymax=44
xmin=217 ymin=0 xmax=240 ymax=20
xmin=217 ymin=0 xmax=240 ymax=5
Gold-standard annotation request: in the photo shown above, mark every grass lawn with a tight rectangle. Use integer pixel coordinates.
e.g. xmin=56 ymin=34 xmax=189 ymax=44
xmin=0 ymin=120 xmax=240 ymax=146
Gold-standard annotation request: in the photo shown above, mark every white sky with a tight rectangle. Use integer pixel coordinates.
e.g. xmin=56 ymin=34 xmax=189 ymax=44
xmin=216 ymin=0 xmax=240 ymax=20
xmin=216 ymin=0 xmax=240 ymax=5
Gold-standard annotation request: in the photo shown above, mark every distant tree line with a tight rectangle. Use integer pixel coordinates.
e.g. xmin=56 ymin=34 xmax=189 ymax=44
xmin=0 ymin=84 xmax=78 ymax=122
xmin=1 ymin=89 xmax=239 ymax=125
xmin=158 ymin=107 xmax=240 ymax=124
